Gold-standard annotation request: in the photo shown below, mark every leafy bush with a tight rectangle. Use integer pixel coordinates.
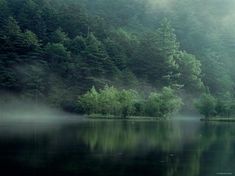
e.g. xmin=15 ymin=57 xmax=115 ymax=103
xmin=78 ymin=85 xmax=137 ymax=117
xmin=145 ymin=87 xmax=183 ymax=117
xmin=195 ymin=93 xmax=218 ymax=118
xmin=195 ymin=92 xmax=235 ymax=118
xmin=215 ymin=92 xmax=235 ymax=117
xmin=78 ymin=86 xmax=100 ymax=114
xmin=118 ymin=89 xmax=138 ymax=117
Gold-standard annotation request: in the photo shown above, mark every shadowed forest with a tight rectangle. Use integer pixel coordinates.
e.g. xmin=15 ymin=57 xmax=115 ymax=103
xmin=1 ymin=0 xmax=235 ymax=117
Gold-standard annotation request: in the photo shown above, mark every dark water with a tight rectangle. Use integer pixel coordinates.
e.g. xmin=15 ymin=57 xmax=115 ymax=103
xmin=0 ymin=118 xmax=234 ymax=176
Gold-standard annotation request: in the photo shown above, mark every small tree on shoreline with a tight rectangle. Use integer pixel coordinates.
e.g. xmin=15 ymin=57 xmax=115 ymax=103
xmin=195 ymin=93 xmax=216 ymax=118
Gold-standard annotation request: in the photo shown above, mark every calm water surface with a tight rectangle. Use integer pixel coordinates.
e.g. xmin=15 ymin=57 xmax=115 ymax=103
xmin=0 ymin=117 xmax=234 ymax=176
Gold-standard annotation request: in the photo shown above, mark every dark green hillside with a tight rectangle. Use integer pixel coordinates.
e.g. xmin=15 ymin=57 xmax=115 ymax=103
xmin=1 ymin=0 xmax=234 ymax=115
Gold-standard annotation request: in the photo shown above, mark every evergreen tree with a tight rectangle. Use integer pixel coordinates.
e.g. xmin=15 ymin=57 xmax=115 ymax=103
xmin=155 ymin=18 xmax=181 ymax=86
xmin=83 ymin=33 xmax=116 ymax=77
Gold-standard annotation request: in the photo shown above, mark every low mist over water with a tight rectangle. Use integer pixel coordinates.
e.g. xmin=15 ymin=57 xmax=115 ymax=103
xmin=0 ymin=95 xmax=85 ymax=124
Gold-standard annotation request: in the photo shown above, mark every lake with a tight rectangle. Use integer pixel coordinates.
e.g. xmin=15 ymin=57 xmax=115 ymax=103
xmin=0 ymin=117 xmax=234 ymax=176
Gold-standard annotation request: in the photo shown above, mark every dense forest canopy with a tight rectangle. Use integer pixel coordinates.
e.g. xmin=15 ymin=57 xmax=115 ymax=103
xmin=0 ymin=0 xmax=235 ymax=113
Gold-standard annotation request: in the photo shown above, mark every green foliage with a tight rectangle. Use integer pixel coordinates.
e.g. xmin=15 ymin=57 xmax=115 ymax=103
xmin=201 ymin=52 xmax=234 ymax=94
xmin=50 ymin=28 xmax=70 ymax=44
xmin=104 ymin=37 xmax=127 ymax=70
xmin=178 ymin=51 xmax=204 ymax=91
xmin=45 ymin=43 xmax=70 ymax=58
xmin=0 ymin=0 xmax=9 ymax=23
xmin=117 ymin=89 xmax=137 ymax=117
xmin=195 ymin=92 xmax=235 ymax=118
xmin=78 ymin=86 xmax=100 ymax=114
xmin=195 ymin=93 xmax=217 ymax=118
xmin=3 ymin=16 xmax=21 ymax=35
xmin=78 ymin=86 xmax=182 ymax=118
xmin=145 ymin=87 xmax=183 ymax=117
xmin=1 ymin=0 xmax=234 ymax=113
xmin=18 ymin=62 xmax=48 ymax=101
xmin=156 ymin=18 xmax=180 ymax=56
xmin=69 ymin=35 xmax=86 ymax=55
xmin=215 ymin=92 xmax=235 ymax=117
xmin=131 ymin=19 xmax=202 ymax=90
xmin=154 ymin=19 xmax=180 ymax=86
xmin=22 ymin=30 xmax=40 ymax=49
xmin=0 ymin=16 xmax=42 ymax=91
xmin=78 ymin=85 xmax=137 ymax=117
xmin=82 ymin=33 xmax=117 ymax=77
xmin=161 ymin=87 xmax=184 ymax=115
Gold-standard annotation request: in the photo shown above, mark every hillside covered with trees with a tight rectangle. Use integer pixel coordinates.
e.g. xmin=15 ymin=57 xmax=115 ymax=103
xmin=1 ymin=0 xmax=235 ymax=116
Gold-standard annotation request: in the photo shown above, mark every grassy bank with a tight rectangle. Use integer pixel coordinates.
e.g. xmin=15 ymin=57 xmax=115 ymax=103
xmin=200 ymin=117 xmax=235 ymax=122
xmin=86 ymin=114 xmax=166 ymax=120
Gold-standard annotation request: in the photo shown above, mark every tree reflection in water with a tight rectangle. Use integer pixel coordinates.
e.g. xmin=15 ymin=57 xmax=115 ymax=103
xmin=0 ymin=119 xmax=234 ymax=176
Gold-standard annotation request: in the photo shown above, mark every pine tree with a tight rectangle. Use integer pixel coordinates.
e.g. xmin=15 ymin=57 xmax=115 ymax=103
xmin=155 ymin=18 xmax=181 ymax=86
xmin=84 ymin=33 xmax=116 ymax=77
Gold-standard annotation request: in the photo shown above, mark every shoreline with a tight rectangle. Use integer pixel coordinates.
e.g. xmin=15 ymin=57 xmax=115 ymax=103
xmin=86 ymin=114 xmax=167 ymax=121
xmin=200 ymin=117 xmax=235 ymax=122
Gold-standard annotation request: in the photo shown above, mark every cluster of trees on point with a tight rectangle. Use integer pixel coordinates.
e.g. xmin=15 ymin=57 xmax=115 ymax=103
xmin=78 ymin=85 xmax=182 ymax=118
xmin=195 ymin=92 xmax=235 ymax=118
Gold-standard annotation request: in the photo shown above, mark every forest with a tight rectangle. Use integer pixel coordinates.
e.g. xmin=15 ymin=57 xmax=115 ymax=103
xmin=1 ymin=0 xmax=235 ymax=118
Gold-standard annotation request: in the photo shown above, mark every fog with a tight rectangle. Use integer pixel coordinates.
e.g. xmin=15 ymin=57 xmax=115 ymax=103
xmin=0 ymin=94 xmax=84 ymax=125
xmin=146 ymin=0 xmax=176 ymax=9
xmin=146 ymin=0 xmax=235 ymax=26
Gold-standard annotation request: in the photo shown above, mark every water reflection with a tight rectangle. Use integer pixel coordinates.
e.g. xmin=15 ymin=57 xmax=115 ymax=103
xmin=78 ymin=120 xmax=185 ymax=153
xmin=0 ymin=119 xmax=235 ymax=176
